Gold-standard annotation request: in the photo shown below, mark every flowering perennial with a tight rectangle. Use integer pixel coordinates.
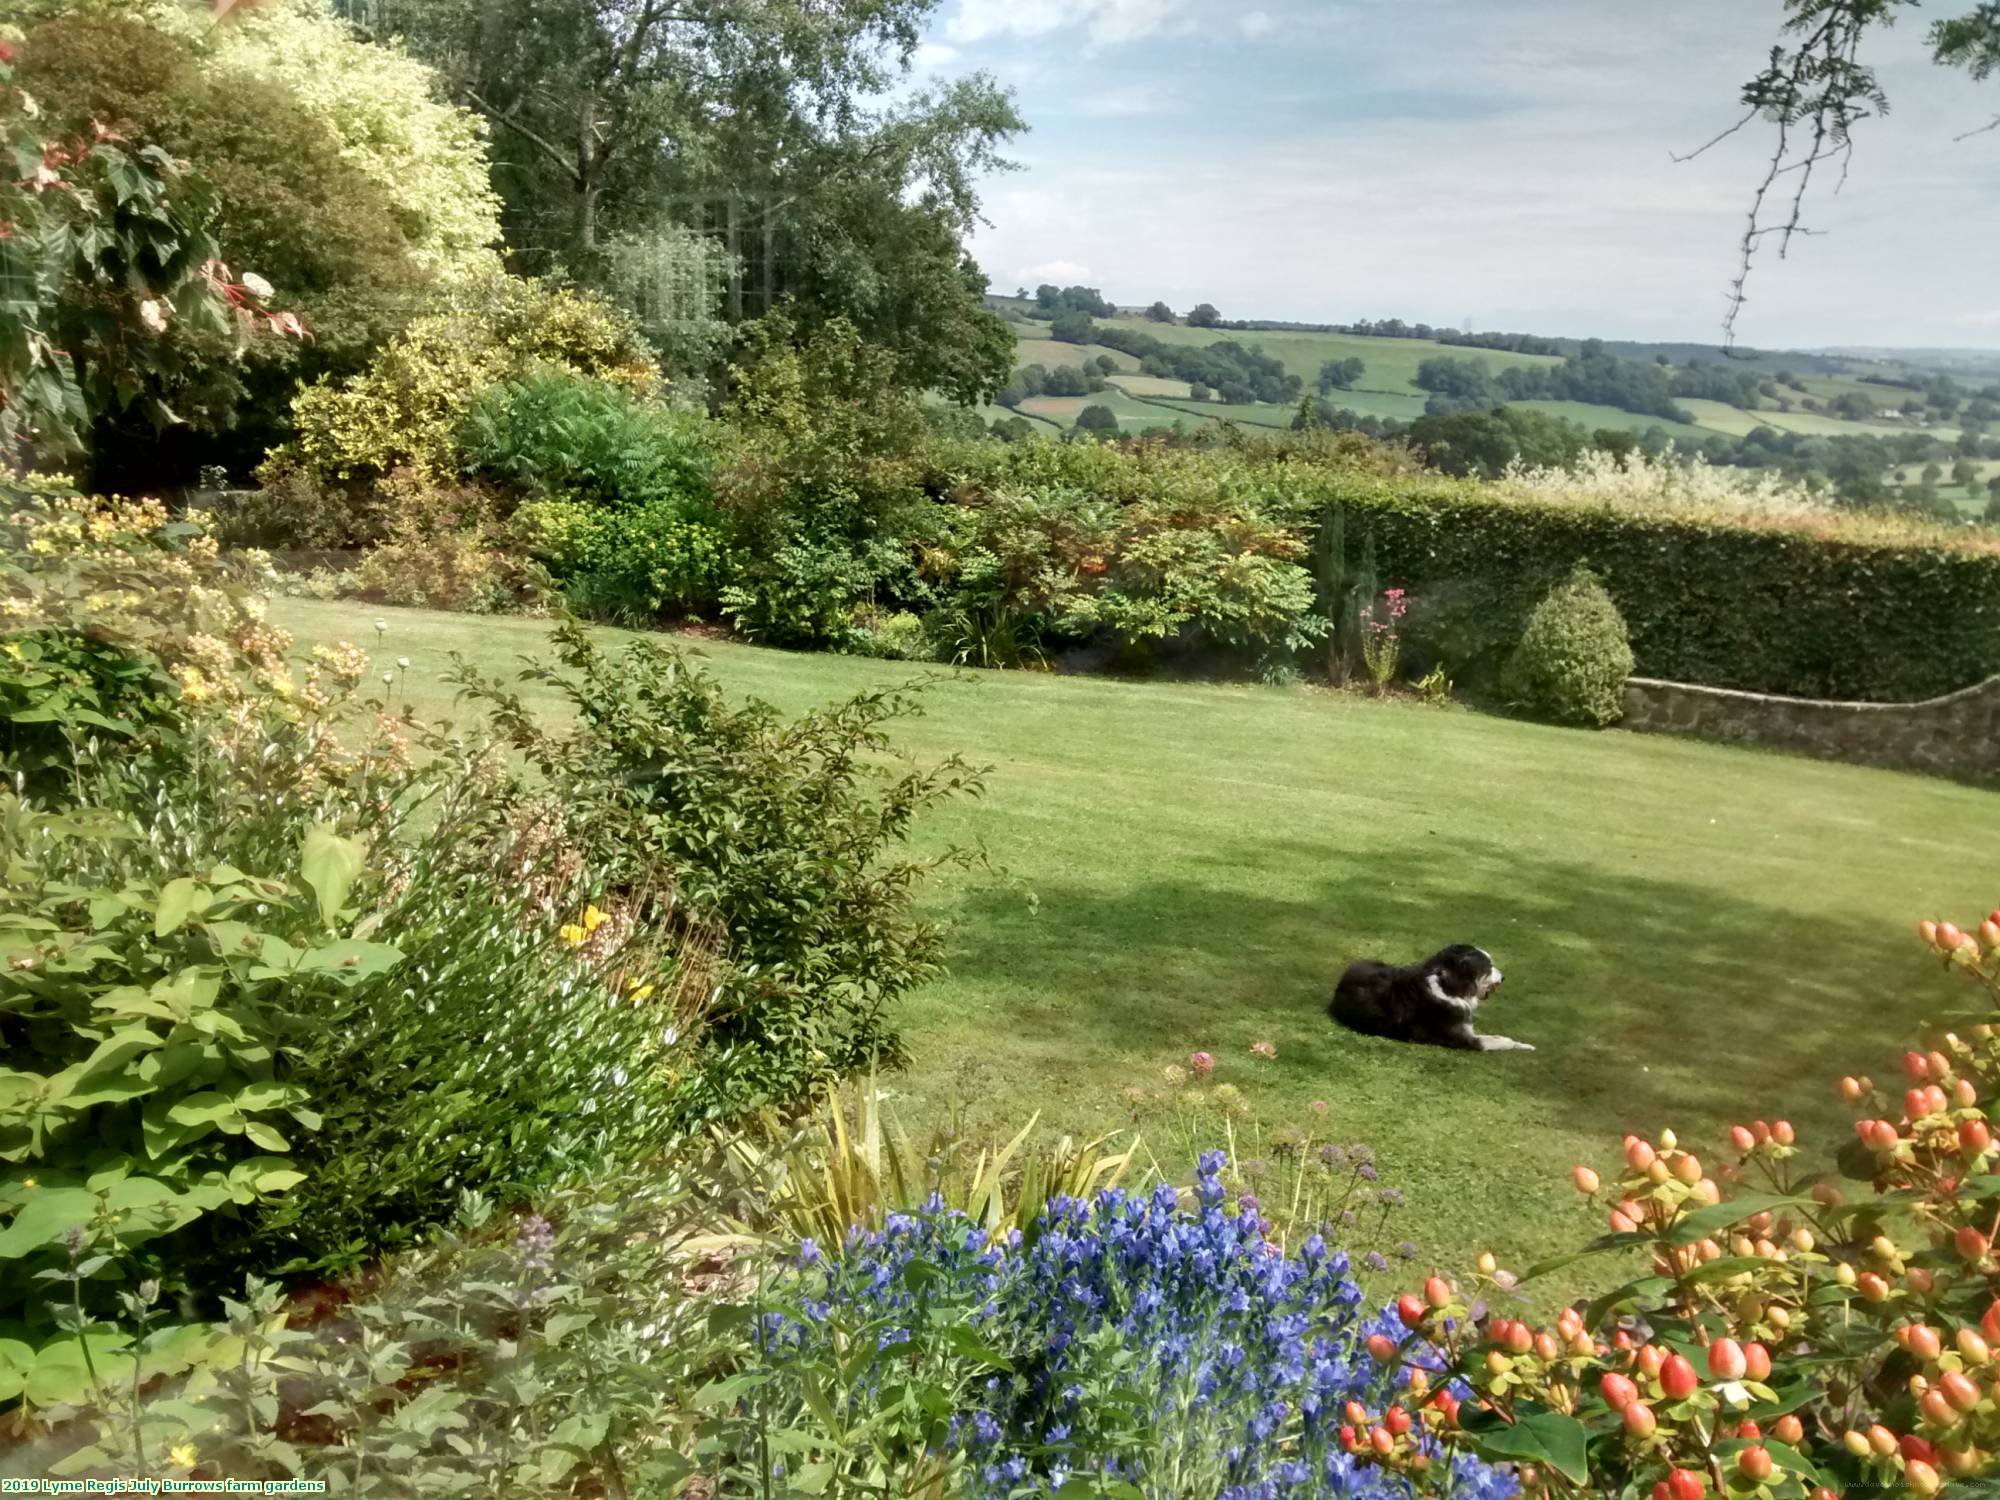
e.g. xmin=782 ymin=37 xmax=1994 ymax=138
xmin=762 ymin=1154 xmax=1514 ymax=1498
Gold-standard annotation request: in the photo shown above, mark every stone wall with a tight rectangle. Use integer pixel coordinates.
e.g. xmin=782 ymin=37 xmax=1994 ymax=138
xmin=1621 ymin=674 xmax=2000 ymax=782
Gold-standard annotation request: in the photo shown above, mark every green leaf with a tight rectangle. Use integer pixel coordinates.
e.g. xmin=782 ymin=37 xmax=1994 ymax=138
xmin=0 ymin=1337 xmax=32 ymax=1404
xmin=293 ymin=939 xmax=403 ymax=981
xmin=299 ymin=826 xmax=365 ymax=925
xmin=1665 ymin=1192 xmax=1820 ymax=1245
xmin=1457 ymin=1405 xmax=1591 ymax=1485
xmin=0 ymin=1187 xmax=98 ymax=1259
xmin=154 ymin=877 xmax=203 ymax=937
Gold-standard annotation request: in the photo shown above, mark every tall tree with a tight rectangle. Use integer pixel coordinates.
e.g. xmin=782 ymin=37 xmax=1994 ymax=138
xmin=398 ymin=0 xmax=1024 ymax=398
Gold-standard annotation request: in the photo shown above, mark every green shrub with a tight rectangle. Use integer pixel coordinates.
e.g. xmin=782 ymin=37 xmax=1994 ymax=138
xmin=720 ymin=535 xmax=899 ymax=649
xmin=514 ymin=495 xmax=732 ymax=622
xmin=22 ymin=13 xmax=429 ymax=447
xmin=0 ymin=807 xmax=391 ymax=1406
xmin=1317 ymin=475 xmax=2000 ymax=701
xmin=268 ymin=276 xmax=659 ymax=497
xmin=0 ymin=492 xmax=283 ymax=800
xmin=203 ymin=466 xmax=383 ymax=551
xmin=850 ymin=609 xmax=937 ymax=661
xmin=455 ymin=622 xmax=987 ymax=1111
xmin=352 ymin=472 xmax=533 ymax=615
xmin=1501 ymin=564 xmax=1634 ymax=726
xmin=249 ymin=802 xmax=691 ymax=1275
xmin=462 ymin=371 xmax=714 ymax=512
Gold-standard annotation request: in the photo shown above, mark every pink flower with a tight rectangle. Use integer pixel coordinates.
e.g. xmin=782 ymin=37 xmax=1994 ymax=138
xmin=1189 ymin=1050 xmax=1215 ymax=1078
xmin=1309 ymin=1099 xmax=1329 ymax=1115
xmin=1250 ymin=1040 xmax=1277 ymax=1060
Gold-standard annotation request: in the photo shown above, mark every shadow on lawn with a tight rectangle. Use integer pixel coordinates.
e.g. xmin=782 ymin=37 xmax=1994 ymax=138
xmin=943 ymin=830 xmax=1949 ymax=1138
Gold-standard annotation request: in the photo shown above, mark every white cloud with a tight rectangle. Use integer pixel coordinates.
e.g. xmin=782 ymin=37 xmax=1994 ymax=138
xmin=1077 ymin=84 xmax=1168 ymax=117
xmin=913 ymin=42 xmax=960 ymax=69
xmin=1015 ymin=259 xmax=1095 ymax=285
xmin=1239 ymin=9 xmax=1274 ymax=38
xmin=946 ymin=0 xmax=1183 ymax=46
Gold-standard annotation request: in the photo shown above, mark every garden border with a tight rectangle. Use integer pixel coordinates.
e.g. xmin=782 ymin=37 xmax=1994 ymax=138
xmin=1620 ymin=672 xmax=2000 ymax=781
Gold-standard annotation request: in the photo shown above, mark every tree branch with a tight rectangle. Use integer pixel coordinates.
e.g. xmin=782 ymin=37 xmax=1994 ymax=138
xmin=466 ymin=90 xmax=585 ymax=186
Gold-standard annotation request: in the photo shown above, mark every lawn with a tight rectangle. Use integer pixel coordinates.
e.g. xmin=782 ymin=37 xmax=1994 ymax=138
xmin=271 ymin=598 xmax=1999 ymax=1284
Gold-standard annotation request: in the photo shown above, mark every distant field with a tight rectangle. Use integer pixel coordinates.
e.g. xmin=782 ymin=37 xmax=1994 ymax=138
xmin=1000 ymin=316 xmax=1979 ymax=450
xmin=1018 ymin=390 xmax=1178 ymax=430
xmin=1680 ymin=396 xmax=1960 ymax=444
xmin=1074 ymin=317 xmax=1565 ymax=391
xmin=1109 ymin=373 xmax=1195 ymax=399
xmin=1317 ymin=388 xmax=1432 ymax=423
xmin=975 ymin=401 xmax=1064 ymax=434
xmin=1146 ymin=397 xmax=1294 ymax=430
xmin=1496 ymin=400 xmax=1704 ymax=441
xmin=1014 ymin=338 xmax=1142 ymax=374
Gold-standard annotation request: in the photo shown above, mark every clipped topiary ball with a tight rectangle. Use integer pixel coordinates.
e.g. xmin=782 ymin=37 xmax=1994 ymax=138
xmin=1503 ymin=564 xmax=1635 ymax=727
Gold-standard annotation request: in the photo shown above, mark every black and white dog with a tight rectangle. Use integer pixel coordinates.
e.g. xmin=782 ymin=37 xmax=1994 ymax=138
xmin=1329 ymin=944 xmax=1534 ymax=1052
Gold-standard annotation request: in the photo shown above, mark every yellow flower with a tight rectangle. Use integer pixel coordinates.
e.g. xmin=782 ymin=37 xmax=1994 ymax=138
xmin=627 ymin=981 xmax=655 ymax=1004
xmin=169 ymin=1442 xmax=197 ymax=1469
xmin=559 ymin=924 xmax=587 ymax=947
xmin=583 ymin=904 xmax=609 ymax=931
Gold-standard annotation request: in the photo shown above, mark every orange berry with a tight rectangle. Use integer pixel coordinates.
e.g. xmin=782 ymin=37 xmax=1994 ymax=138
xmin=1573 ymin=1165 xmax=1600 ymax=1194
xmin=1737 ymin=1446 xmax=1773 ymax=1482
xmin=1623 ymin=1402 xmax=1657 ymax=1437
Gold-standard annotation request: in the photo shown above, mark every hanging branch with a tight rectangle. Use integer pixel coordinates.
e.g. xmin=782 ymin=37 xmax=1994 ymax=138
xmin=1676 ymin=0 xmax=1895 ymax=353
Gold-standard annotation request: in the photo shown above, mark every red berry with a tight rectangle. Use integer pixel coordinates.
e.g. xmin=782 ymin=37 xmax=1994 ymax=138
xmin=1366 ymin=1333 xmax=1396 ymax=1363
xmin=1957 ymin=1226 xmax=1990 ymax=1260
xmin=1660 ymin=1353 xmax=1699 ymax=1400
xmin=1398 ymin=1294 xmax=1427 ymax=1327
xmin=1622 ymin=1402 xmax=1657 ymax=1437
xmin=1983 ymin=1300 xmax=2000 ymax=1344
xmin=1905 ymin=1050 xmax=1934 ymax=1080
xmin=1939 ymin=924 xmax=1966 ymax=953
xmin=1742 ymin=1342 xmax=1771 ymax=1381
xmin=1737 ymin=1446 xmax=1773 ymax=1482
xmin=1941 ymin=1370 xmax=1981 ymax=1413
xmin=1573 ymin=1165 xmax=1600 ymax=1194
xmin=1505 ymin=1321 xmax=1533 ymax=1355
xmin=1729 ymin=1124 xmax=1756 ymax=1152
xmin=1907 ymin=1459 xmax=1942 ymax=1496
xmin=1907 ymin=1324 xmax=1943 ymax=1361
xmin=1424 ymin=1274 xmax=1451 ymax=1309
xmin=1601 ymin=1372 xmax=1638 ymax=1411
xmin=1344 ymin=1400 xmax=1368 ymax=1427
xmin=1839 ymin=1075 xmax=1864 ymax=1101
xmin=1960 ymin=1119 xmax=1992 ymax=1153
xmin=1386 ymin=1405 xmax=1412 ymax=1436
xmin=1339 ymin=1425 xmax=1358 ymax=1452
xmin=1707 ymin=1338 xmax=1747 ymax=1381
xmin=1666 ymin=1467 xmax=1706 ymax=1500
xmin=1773 ymin=1414 xmax=1804 ymax=1445
xmin=1920 ymin=1390 xmax=1957 ymax=1427
xmin=1369 ymin=1425 xmax=1394 ymax=1456
xmin=1902 ymin=1433 xmax=1938 ymax=1464
xmin=1771 ymin=1119 xmax=1795 ymax=1145
xmin=1625 ymin=1138 xmax=1657 ymax=1172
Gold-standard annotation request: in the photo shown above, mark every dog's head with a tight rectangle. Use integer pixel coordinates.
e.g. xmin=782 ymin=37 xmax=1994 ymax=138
xmin=1427 ymin=944 xmax=1503 ymax=1003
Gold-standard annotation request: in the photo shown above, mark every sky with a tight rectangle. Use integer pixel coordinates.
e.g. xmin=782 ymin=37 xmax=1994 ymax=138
xmin=907 ymin=0 xmax=2000 ymax=352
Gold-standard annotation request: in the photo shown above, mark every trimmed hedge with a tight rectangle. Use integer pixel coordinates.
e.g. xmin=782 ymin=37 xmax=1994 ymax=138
xmin=1314 ymin=478 xmax=2000 ymax=702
